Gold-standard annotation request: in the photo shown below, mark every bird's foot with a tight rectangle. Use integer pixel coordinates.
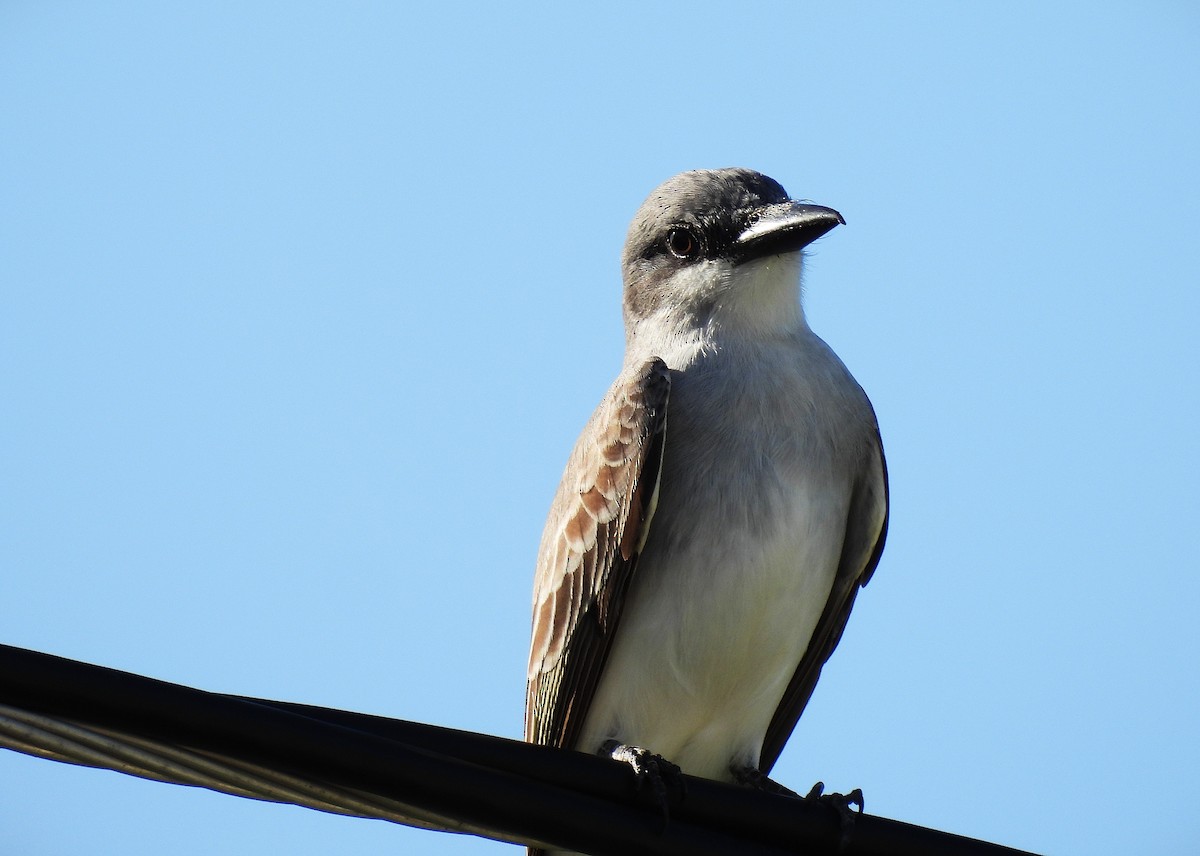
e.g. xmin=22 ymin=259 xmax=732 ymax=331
xmin=600 ymin=739 xmax=686 ymax=827
xmin=733 ymin=767 xmax=863 ymax=844
xmin=805 ymin=780 xmax=865 ymax=828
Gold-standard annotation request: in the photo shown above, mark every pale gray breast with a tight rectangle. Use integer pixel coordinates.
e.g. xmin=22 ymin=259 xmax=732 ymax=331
xmin=650 ymin=333 xmax=875 ymax=552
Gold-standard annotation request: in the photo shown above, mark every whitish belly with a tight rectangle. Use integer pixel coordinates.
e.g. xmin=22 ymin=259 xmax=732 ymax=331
xmin=576 ymin=477 xmax=849 ymax=780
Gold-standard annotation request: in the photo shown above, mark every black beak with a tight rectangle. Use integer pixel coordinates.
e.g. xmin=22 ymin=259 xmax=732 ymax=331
xmin=733 ymin=202 xmax=845 ymax=264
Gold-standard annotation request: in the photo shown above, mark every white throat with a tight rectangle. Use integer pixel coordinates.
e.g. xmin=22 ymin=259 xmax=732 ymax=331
xmin=624 ymin=252 xmax=810 ymax=370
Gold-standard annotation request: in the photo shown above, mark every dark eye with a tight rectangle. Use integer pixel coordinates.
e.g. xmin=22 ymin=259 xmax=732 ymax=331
xmin=666 ymin=227 xmax=699 ymax=259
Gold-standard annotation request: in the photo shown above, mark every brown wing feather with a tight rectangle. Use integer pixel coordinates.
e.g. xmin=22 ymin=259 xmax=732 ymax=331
xmin=525 ymin=357 xmax=670 ymax=750
xmin=759 ymin=429 xmax=889 ymax=773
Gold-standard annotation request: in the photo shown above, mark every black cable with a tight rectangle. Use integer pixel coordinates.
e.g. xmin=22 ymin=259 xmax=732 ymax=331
xmin=0 ymin=644 xmax=1040 ymax=856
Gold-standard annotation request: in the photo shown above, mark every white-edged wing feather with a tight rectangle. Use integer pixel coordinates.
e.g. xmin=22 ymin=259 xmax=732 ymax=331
xmin=525 ymin=358 xmax=670 ymax=750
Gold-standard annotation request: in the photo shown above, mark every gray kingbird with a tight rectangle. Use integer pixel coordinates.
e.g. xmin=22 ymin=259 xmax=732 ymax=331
xmin=526 ymin=169 xmax=888 ymax=849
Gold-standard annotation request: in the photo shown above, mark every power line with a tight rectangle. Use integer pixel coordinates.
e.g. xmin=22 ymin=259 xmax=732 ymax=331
xmin=0 ymin=644 xmax=1039 ymax=855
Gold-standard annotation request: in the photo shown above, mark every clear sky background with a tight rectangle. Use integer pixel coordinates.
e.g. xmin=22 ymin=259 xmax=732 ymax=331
xmin=2 ymin=3 xmax=1198 ymax=855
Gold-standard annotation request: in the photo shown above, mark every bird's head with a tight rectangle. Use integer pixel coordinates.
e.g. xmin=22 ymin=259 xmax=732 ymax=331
xmin=621 ymin=168 xmax=843 ymax=345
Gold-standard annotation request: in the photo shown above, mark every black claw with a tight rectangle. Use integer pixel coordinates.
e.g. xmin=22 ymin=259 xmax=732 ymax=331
xmin=845 ymin=788 xmax=865 ymax=815
xmin=803 ymin=781 xmax=864 ymax=848
xmin=733 ymin=767 xmax=865 ymax=849
xmin=600 ymin=740 xmax=685 ymax=830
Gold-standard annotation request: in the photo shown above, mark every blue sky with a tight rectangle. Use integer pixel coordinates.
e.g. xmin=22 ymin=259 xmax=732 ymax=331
xmin=2 ymin=3 xmax=1197 ymax=854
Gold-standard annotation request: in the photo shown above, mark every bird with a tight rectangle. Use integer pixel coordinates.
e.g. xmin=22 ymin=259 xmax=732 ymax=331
xmin=525 ymin=168 xmax=889 ymax=848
